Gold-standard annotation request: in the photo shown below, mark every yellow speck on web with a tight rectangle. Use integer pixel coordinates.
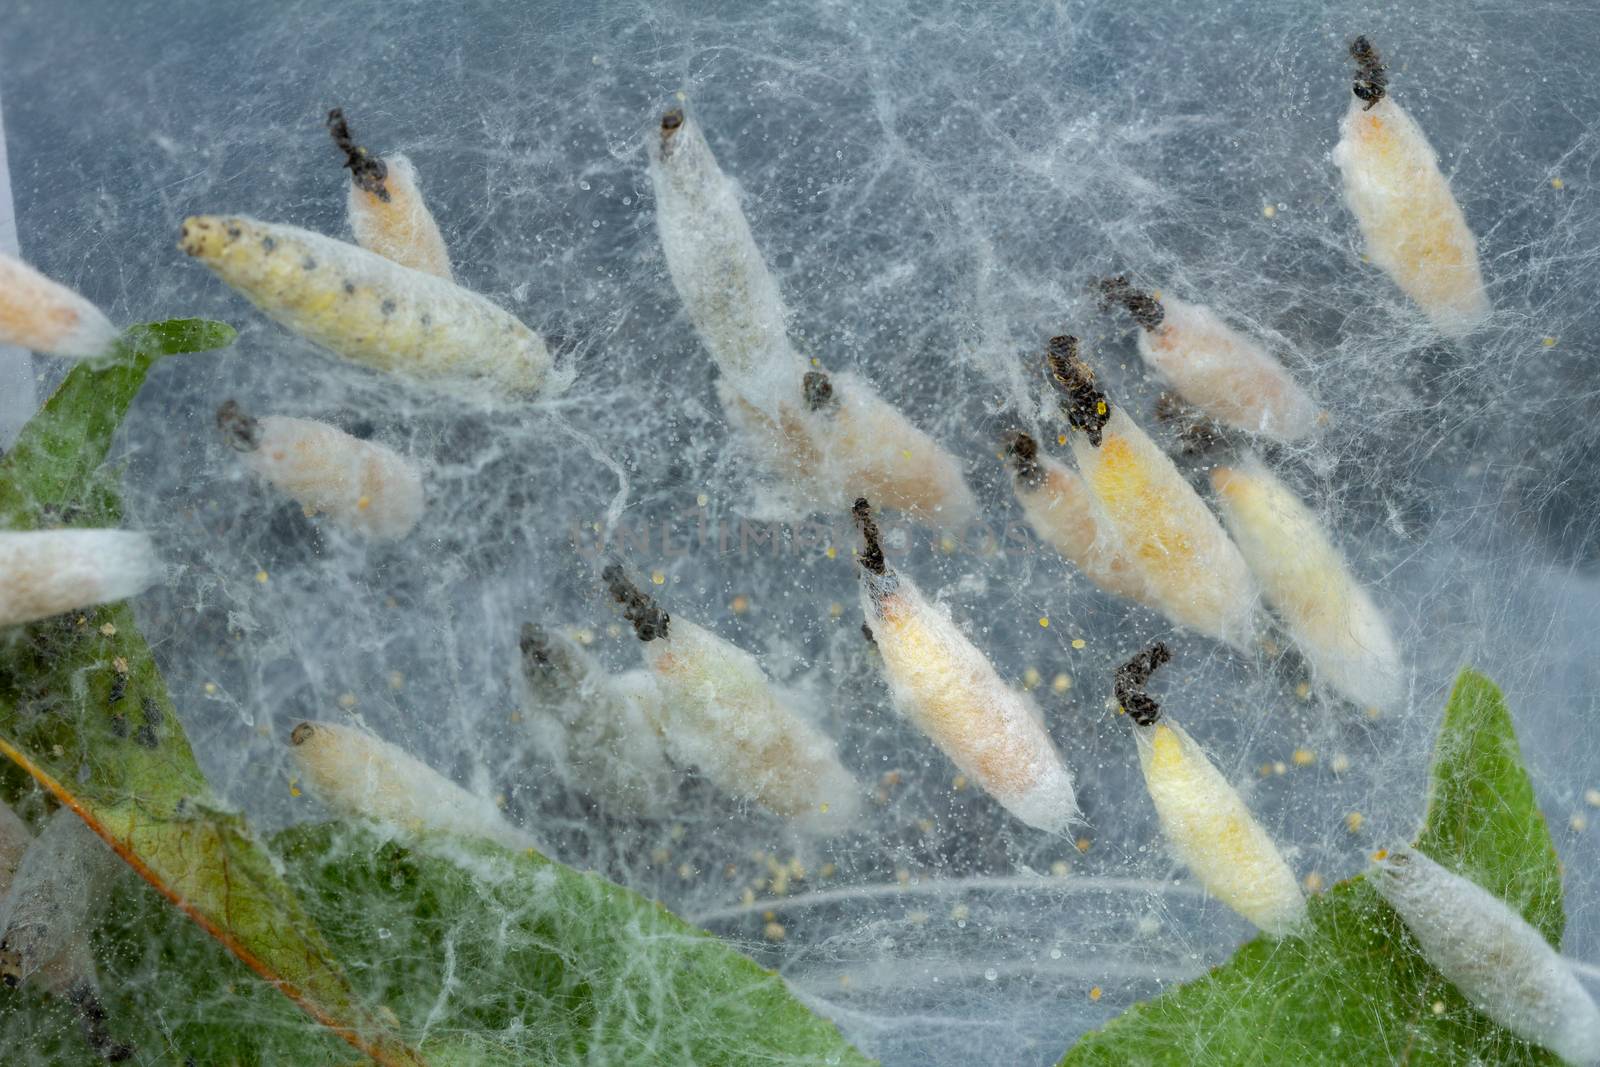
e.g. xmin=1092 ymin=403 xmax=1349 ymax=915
xmin=1057 ymin=433 xmax=1068 ymax=446
xmin=1346 ymin=812 xmax=1365 ymax=833
xmin=952 ymin=775 xmax=968 ymax=791
xmin=1372 ymin=849 xmax=1388 ymax=861
xmin=1331 ymin=753 xmax=1351 ymax=774
xmin=1022 ymin=667 xmax=1042 ymax=690
xmin=1294 ymin=681 xmax=1311 ymax=700
xmin=113 ymin=657 xmax=129 ymax=674
xmin=1089 ymin=987 xmax=1103 ymax=1002
xmin=99 ymin=622 xmax=117 ymax=637
xmin=1052 ymin=673 xmax=1072 ymax=693
xmin=1272 ymin=761 xmax=1287 ymax=776
xmin=1261 ymin=204 xmax=1277 ymax=218
xmin=1095 ymin=401 xmax=1107 ymax=416
xmin=388 ymin=671 xmax=405 ymax=690
xmin=819 ymin=802 xmax=830 ymax=814
xmin=1542 ymin=336 xmax=1558 ymax=347
xmin=1570 ymin=813 xmax=1588 ymax=832
xmin=696 ymin=492 xmax=709 ymax=507
xmin=1292 ymin=748 xmax=1315 ymax=767
xmin=825 ymin=545 xmax=838 ymax=560
xmin=1303 ymin=872 xmax=1325 ymax=893
xmin=828 ymin=601 xmax=843 ymax=618
xmin=901 ymin=449 xmax=913 ymax=460
xmin=764 ymin=921 xmax=786 ymax=941
xmin=255 ymin=570 xmax=269 ymax=584
xmin=1551 ymin=177 xmax=1565 ymax=190
xmin=810 ymin=356 xmax=821 ymax=367
xmin=1075 ymin=836 xmax=1092 ymax=853
xmin=650 ymin=570 xmax=666 ymax=585
xmin=1071 ymin=638 xmax=1086 ymax=650
xmin=1038 ymin=617 xmax=1050 ymax=628
xmin=51 ymin=744 xmax=63 ymax=757
xmin=939 ymin=534 xmax=957 ymax=554
xmin=730 ymin=595 xmax=750 ymax=615
xmin=1431 ymin=1000 xmax=1447 ymax=1016
xmin=356 ymin=495 xmax=372 ymax=511
xmin=1051 ymin=860 xmax=1070 ymax=877
xmin=1585 ymin=788 xmax=1600 ymax=808
xmin=204 ymin=682 xmax=218 ymax=695
xmin=338 ymin=693 xmax=357 ymax=709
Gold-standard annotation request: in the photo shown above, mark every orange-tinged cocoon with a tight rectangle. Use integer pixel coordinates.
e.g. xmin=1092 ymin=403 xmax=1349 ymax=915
xmin=603 ymin=566 xmax=859 ymax=833
xmin=0 ymin=252 xmax=119 ymax=361
xmin=1373 ymin=848 xmax=1600 ymax=1066
xmin=328 ymin=109 xmax=453 ymax=280
xmin=648 ymin=105 xmax=805 ymax=413
xmin=1072 ymin=410 xmax=1257 ymax=649
xmin=1116 ymin=645 xmax=1305 ymax=937
xmin=1332 ymin=38 xmax=1488 ymax=338
xmin=722 ymin=370 xmax=976 ymax=525
xmin=1211 ymin=458 xmax=1402 ymax=710
xmin=1101 ymin=279 xmax=1319 ymax=442
xmin=218 ymin=401 xmax=424 ymax=540
xmin=1004 ymin=431 xmax=1151 ymax=605
xmin=0 ymin=530 xmax=159 ymax=627
xmin=854 ymin=500 xmax=1077 ymax=833
xmin=289 ymin=720 xmax=532 ymax=851
xmin=179 ymin=215 xmax=563 ymax=399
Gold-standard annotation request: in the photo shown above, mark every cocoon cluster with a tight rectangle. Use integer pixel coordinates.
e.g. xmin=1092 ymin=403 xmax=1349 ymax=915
xmin=1372 ymin=848 xmax=1600 ymax=1065
xmin=288 ymin=720 xmax=531 ymax=851
xmin=179 ymin=215 xmax=562 ymax=398
xmin=518 ymin=623 xmax=677 ymax=812
xmin=1099 ymin=277 xmax=1321 ymax=442
xmin=217 ymin=400 xmax=425 ymax=540
xmin=1211 ymin=457 xmax=1402 ymax=710
xmin=0 ymin=530 xmax=159 ymax=628
xmin=852 ymin=500 xmax=1078 ymax=834
xmin=1116 ymin=646 xmax=1306 ymax=938
xmin=1004 ymin=431 xmax=1153 ymax=606
xmin=328 ymin=108 xmax=454 ymax=281
xmin=721 ymin=370 xmax=977 ymax=525
xmin=604 ymin=565 xmax=860 ymax=833
xmin=1332 ymin=37 xmax=1489 ymax=338
xmin=0 ymin=251 xmax=120 ymax=361
xmin=1046 ymin=338 xmax=1259 ymax=650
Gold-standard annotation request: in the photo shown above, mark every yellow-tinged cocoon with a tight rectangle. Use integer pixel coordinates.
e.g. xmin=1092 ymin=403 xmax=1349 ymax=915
xmin=518 ymin=624 xmax=677 ymax=812
xmin=347 ymin=153 xmax=454 ymax=280
xmin=641 ymin=618 xmax=860 ymax=833
xmin=1332 ymin=96 xmax=1489 ymax=337
xmin=861 ymin=572 xmax=1078 ymax=833
xmin=225 ymin=406 xmax=425 ymax=540
xmin=0 ymin=252 xmax=119 ymax=361
xmin=1135 ymin=296 xmax=1319 ymax=442
xmin=1135 ymin=719 xmax=1305 ymax=937
xmin=1007 ymin=434 xmax=1153 ymax=605
xmin=0 ymin=530 xmax=159 ymax=627
xmin=647 ymin=107 xmax=807 ymax=413
xmin=720 ymin=371 xmax=976 ymax=525
xmin=179 ymin=215 xmax=562 ymax=398
xmin=1374 ymin=848 xmax=1600 ymax=1066
xmin=289 ymin=720 xmax=531 ymax=851
xmin=1210 ymin=458 xmax=1401 ymax=711
xmin=1069 ymin=408 xmax=1257 ymax=649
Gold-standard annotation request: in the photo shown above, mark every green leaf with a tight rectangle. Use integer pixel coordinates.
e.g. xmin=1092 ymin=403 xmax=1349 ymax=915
xmin=0 ymin=322 xmax=427 ymax=1066
xmin=274 ymin=824 xmax=876 ymax=1067
xmin=1060 ymin=668 xmax=1565 ymax=1066
xmin=0 ymin=318 xmax=236 ymax=528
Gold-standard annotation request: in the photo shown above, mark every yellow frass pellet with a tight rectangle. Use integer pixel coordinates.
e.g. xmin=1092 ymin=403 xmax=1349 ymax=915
xmin=0 ymin=251 xmax=119 ymax=361
xmin=179 ymin=215 xmax=563 ymax=399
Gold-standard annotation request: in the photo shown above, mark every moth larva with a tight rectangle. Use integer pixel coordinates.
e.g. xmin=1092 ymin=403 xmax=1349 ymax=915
xmin=518 ymin=622 xmax=677 ymax=812
xmin=1045 ymin=338 xmax=1259 ymax=650
xmin=1211 ymin=457 xmax=1402 ymax=710
xmin=179 ymin=215 xmax=565 ymax=399
xmin=721 ymin=369 xmax=977 ymax=525
xmin=0 ymin=530 xmax=159 ymax=628
xmin=647 ymin=105 xmax=807 ymax=412
xmin=0 ymin=251 xmax=120 ymax=361
xmin=327 ymin=108 xmax=454 ymax=280
xmin=1116 ymin=645 xmax=1306 ymax=937
xmin=217 ymin=400 xmax=425 ymax=540
xmin=1331 ymin=37 xmax=1489 ymax=338
xmin=603 ymin=564 xmax=860 ymax=833
xmin=1003 ymin=431 xmax=1153 ymax=606
xmin=1373 ymin=848 xmax=1600 ymax=1065
xmin=288 ymin=720 xmax=533 ymax=851
xmin=1099 ymin=277 xmax=1320 ymax=442
xmin=852 ymin=499 xmax=1079 ymax=834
